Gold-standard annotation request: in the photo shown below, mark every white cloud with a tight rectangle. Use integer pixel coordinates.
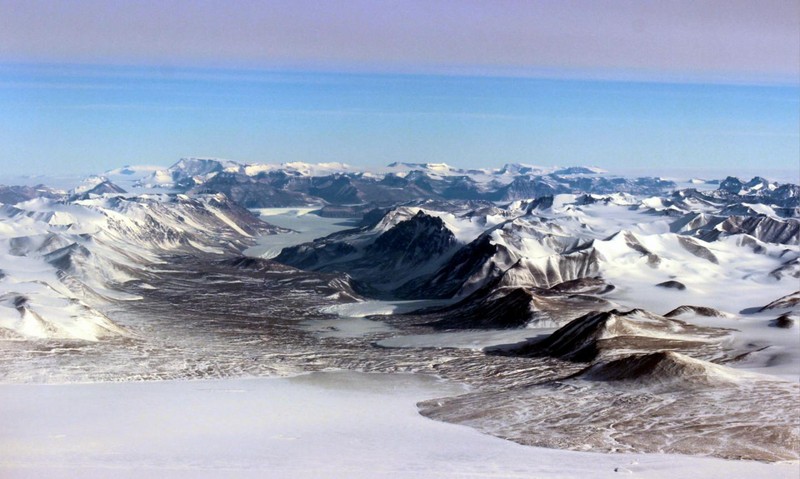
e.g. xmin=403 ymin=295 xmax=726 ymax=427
xmin=0 ymin=0 xmax=797 ymax=85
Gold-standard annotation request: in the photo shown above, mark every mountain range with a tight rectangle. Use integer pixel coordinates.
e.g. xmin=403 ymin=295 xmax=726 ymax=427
xmin=0 ymin=158 xmax=797 ymax=462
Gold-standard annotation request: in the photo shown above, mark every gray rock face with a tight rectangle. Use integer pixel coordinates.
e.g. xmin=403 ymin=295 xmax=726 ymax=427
xmin=697 ymin=215 xmax=800 ymax=245
xmin=275 ymin=210 xmax=460 ymax=293
xmin=677 ymin=236 xmax=719 ymax=264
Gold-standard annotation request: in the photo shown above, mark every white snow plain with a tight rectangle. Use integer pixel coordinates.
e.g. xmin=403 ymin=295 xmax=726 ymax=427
xmin=1 ymin=371 xmax=796 ymax=479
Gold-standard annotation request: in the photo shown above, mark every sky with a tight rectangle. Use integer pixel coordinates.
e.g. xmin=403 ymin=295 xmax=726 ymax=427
xmin=0 ymin=0 xmax=798 ymax=178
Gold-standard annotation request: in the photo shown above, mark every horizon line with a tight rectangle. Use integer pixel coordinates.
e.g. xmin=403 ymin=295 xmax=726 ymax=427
xmin=3 ymin=61 xmax=799 ymax=89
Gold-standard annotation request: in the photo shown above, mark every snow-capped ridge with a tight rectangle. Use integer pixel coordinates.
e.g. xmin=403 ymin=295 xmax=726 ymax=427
xmin=0 ymin=192 xmax=283 ymax=340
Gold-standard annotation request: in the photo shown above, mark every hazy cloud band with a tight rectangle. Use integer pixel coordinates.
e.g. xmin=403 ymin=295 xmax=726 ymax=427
xmin=1 ymin=0 xmax=798 ymax=84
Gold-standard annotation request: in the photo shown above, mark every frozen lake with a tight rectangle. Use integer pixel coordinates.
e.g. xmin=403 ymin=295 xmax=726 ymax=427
xmin=243 ymin=209 xmax=359 ymax=258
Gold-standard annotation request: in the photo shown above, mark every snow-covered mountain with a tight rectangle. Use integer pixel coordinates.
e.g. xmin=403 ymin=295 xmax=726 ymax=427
xmin=274 ymin=178 xmax=800 ymax=329
xmin=275 ymin=207 xmax=467 ymax=294
xmin=103 ymin=157 xmax=676 ymax=207
xmin=4 ymin=163 xmax=795 ymax=340
xmin=0 ymin=192 xmax=285 ymax=340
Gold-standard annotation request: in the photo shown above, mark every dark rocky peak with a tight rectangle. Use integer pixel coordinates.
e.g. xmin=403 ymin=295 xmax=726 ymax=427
xmin=769 ymin=313 xmax=796 ymax=328
xmin=418 ymin=285 xmax=535 ymax=330
xmin=367 ymin=211 xmax=458 ymax=262
xmin=656 ymin=280 xmax=686 ymax=290
xmin=525 ymin=195 xmax=554 ymax=212
xmin=488 ymin=308 xmax=730 ymax=362
xmin=358 ymin=207 xmax=393 ymax=228
xmin=44 ymin=242 xmax=92 ymax=271
xmin=744 ymin=176 xmax=770 ymax=190
xmin=547 ymin=276 xmax=614 ymax=295
xmin=718 ymin=176 xmax=744 ymax=194
xmin=70 ymin=180 xmax=127 ymax=201
xmin=577 ymin=351 xmax=738 ymax=387
xmin=397 ymin=232 xmax=509 ymax=299
xmin=665 ymin=305 xmax=728 ymax=318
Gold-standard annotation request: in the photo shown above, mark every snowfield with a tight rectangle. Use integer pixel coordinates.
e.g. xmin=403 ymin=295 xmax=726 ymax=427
xmin=1 ymin=372 xmax=797 ymax=479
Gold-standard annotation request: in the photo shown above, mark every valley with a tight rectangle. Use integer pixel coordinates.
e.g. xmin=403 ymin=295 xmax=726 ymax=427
xmin=0 ymin=159 xmax=798 ymax=473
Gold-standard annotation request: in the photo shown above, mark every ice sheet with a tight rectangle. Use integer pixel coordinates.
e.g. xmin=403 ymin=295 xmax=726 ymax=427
xmin=0 ymin=371 xmax=796 ymax=479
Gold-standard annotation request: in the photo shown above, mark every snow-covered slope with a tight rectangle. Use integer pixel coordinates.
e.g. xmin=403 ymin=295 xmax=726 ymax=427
xmin=0 ymin=193 xmax=283 ymax=340
xmin=274 ymin=178 xmax=800 ymax=327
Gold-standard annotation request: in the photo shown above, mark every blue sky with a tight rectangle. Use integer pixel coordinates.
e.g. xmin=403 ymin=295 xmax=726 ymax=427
xmin=0 ymin=1 xmax=798 ymax=177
